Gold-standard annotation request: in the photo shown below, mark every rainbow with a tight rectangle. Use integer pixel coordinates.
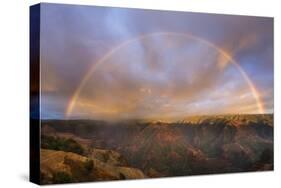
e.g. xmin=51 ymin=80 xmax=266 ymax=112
xmin=65 ymin=32 xmax=264 ymax=118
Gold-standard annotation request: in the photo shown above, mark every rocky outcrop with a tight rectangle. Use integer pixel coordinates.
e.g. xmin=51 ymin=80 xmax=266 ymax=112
xmin=40 ymin=149 xmax=145 ymax=184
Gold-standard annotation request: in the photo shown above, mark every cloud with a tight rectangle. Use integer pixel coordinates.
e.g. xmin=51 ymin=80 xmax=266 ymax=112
xmin=39 ymin=4 xmax=273 ymax=119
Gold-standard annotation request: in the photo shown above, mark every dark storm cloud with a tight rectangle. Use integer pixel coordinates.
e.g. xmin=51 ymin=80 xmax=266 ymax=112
xmin=40 ymin=3 xmax=273 ymax=120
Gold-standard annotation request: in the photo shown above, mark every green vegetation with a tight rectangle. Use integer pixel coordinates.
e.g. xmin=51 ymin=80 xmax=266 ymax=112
xmin=52 ymin=171 xmax=73 ymax=184
xmin=41 ymin=135 xmax=85 ymax=155
xmin=84 ymin=159 xmax=94 ymax=173
xmin=63 ymin=156 xmax=94 ymax=182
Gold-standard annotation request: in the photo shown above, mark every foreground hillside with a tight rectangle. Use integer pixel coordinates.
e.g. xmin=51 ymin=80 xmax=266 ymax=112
xmin=40 ymin=136 xmax=145 ymax=184
xmin=40 ymin=149 xmax=145 ymax=184
xmin=41 ymin=114 xmax=273 ymax=183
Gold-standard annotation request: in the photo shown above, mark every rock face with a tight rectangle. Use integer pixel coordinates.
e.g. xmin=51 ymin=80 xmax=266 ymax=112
xmin=90 ymin=148 xmax=128 ymax=166
xmin=41 ymin=114 xmax=273 ymax=183
xmin=122 ymin=115 xmax=273 ymax=176
xmin=40 ymin=149 xmax=145 ymax=184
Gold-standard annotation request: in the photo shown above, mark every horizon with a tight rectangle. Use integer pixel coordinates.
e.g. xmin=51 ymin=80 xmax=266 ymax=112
xmin=40 ymin=113 xmax=273 ymax=122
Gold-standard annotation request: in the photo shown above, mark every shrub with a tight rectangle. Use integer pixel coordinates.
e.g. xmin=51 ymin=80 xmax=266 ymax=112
xmin=84 ymin=159 xmax=94 ymax=173
xmin=63 ymin=156 xmax=94 ymax=181
xmin=52 ymin=171 xmax=73 ymax=184
xmin=41 ymin=135 xmax=85 ymax=155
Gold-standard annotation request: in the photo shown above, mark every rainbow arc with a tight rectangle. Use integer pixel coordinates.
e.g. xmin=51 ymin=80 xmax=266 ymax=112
xmin=65 ymin=32 xmax=264 ymax=118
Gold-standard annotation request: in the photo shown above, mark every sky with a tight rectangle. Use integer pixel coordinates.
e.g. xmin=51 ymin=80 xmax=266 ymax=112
xmin=39 ymin=3 xmax=273 ymax=120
